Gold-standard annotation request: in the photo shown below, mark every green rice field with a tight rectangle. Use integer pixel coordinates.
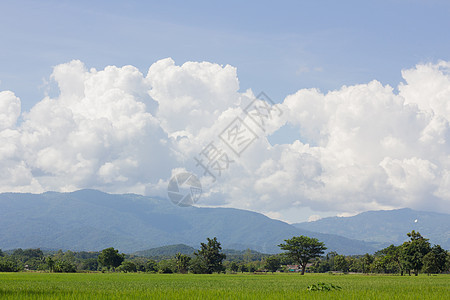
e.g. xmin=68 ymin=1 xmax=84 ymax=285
xmin=0 ymin=272 xmax=448 ymax=299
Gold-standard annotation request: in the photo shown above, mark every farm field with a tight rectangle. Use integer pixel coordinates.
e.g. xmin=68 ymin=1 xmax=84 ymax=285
xmin=0 ymin=272 xmax=448 ymax=299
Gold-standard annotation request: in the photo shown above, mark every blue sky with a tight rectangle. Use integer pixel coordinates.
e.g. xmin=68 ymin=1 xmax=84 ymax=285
xmin=1 ymin=0 xmax=450 ymax=222
xmin=2 ymin=0 xmax=450 ymax=111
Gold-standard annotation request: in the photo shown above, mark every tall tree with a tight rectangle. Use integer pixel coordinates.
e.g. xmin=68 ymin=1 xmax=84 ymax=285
xmin=229 ymin=261 xmax=239 ymax=273
xmin=376 ymin=244 xmax=405 ymax=275
xmin=334 ymin=254 xmax=349 ymax=272
xmin=401 ymin=231 xmax=431 ymax=276
xmin=278 ymin=236 xmax=327 ymax=275
xmin=194 ymin=237 xmax=226 ymax=274
xmin=145 ymin=259 xmax=158 ymax=272
xmin=265 ymin=255 xmax=281 ymax=273
xmin=422 ymin=245 xmax=448 ymax=274
xmin=98 ymin=247 xmax=124 ymax=271
xmin=46 ymin=256 xmax=55 ymax=272
xmin=175 ymin=252 xmax=191 ymax=274
xmin=361 ymin=253 xmax=373 ymax=273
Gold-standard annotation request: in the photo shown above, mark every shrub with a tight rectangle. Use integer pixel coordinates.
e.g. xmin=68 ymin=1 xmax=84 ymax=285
xmin=307 ymin=282 xmax=342 ymax=292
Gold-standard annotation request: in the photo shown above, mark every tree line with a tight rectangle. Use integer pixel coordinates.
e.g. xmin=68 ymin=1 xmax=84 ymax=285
xmin=1 ymin=231 xmax=448 ymax=275
xmin=309 ymin=231 xmax=449 ymax=276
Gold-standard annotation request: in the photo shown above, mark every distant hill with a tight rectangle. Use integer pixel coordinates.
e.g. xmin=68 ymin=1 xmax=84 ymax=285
xmin=133 ymin=244 xmax=269 ymax=261
xmin=293 ymin=208 xmax=450 ymax=249
xmin=133 ymin=244 xmax=195 ymax=258
xmin=0 ymin=190 xmax=377 ymax=254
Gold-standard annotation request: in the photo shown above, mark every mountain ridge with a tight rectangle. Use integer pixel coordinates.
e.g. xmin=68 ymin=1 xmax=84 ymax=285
xmin=0 ymin=189 xmax=379 ymax=254
xmin=293 ymin=208 xmax=450 ymax=249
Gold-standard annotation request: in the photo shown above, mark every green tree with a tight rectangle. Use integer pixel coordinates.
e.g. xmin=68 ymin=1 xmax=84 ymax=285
xmin=229 ymin=261 xmax=239 ymax=273
xmin=194 ymin=237 xmax=226 ymax=274
xmin=0 ymin=257 xmax=22 ymax=272
xmin=238 ymin=264 xmax=248 ymax=273
xmin=46 ymin=256 xmax=55 ymax=272
xmin=117 ymin=261 xmax=137 ymax=273
xmin=53 ymin=260 xmax=76 ymax=273
xmin=23 ymin=248 xmax=44 ymax=260
xmin=98 ymin=247 xmax=124 ymax=271
xmin=446 ymin=251 xmax=450 ymax=272
xmin=175 ymin=253 xmax=191 ymax=273
xmin=157 ymin=259 xmax=175 ymax=273
xmin=189 ymin=256 xmax=208 ymax=274
xmin=309 ymin=257 xmax=331 ymax=273
xmin=278 ymin=236 xmax=327 ymax=275
xmin=422 ymin=245 xmax=448 ymax=274
xmin=146 ymin=259 xmax=158 ymax=272
xmin=401 ymin=231 xmax=431 ymax=276
xmin=361 ymin=253 xmax=373 ymax=273
xmin=333 ymin=255 xmax=349 ymax=273
xmin=79 ymin=258 xmax=98 ymax=271
xmin=248 ymin=263 xmax=256 ymax=273
xmin=265 ymin=255 xmax=281 ymax=273
xmin=376 ymin=244 xmax=404 ymax=275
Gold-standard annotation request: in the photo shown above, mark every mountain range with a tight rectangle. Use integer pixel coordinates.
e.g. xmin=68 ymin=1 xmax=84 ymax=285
xmin=293 ymin=208 xmax=450 ymax=250
xmin=0 ymin=190 xmax=448 ymax=254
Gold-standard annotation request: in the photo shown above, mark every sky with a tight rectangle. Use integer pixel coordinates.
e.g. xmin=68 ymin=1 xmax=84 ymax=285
xmin=1 ymin=0 xmax=450 ymax=223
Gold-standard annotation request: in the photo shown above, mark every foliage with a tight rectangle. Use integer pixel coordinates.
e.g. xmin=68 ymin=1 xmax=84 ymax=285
xmin=422 ymin=245 xmax=448 ymax=274
xmin=53 ymin=260 xmax=77 ymax=273
xmin=157 ymin=259 xmax=175 ymax=274
xmin=194 ymin=237 xmax=226 ymax=274
xmin=361 ymin=253 xmax=373 ymax=273
xmin=401 ymin=231 xmax=431 ymax=276
xmin=117 ymin=260 xmax=137 ymax=273
xmin=175 ymin=253 xmax=191 ymax=273
xmin=45 ymin=257 xmax=55 ymax=272
xmin=79 ymin=258 xmax=99 ymax=271
xmin=0 ymin=232 xmax=446 ymax=276
xmin=307 ymin=282 xmax=342 ymax=291
xmin=0 ymin=257 xmax=22 ymax=272
xmin=265 ymin=255 xmax=281 ymax=273
xmin=98 ymin=247 xmax=125 ymax=271
xmin=238 ymin=264 xmax=248 ymax=273
xmin=278 ymin=235 xmax=327 ymax=275
xmin=146 ymin=259 xmax=158 ymax=272
xmin=229 ymin=261 xmax=238 ymax=272
xmin=375 ymin=244 xmax=404 ymax=274
xmin=333 ymin=255 xmax=349 ymax=273
xmin=189 ymin=256 xmax=208 ymax=274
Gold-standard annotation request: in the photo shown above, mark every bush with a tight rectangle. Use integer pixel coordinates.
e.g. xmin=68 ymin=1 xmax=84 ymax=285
xmin=307 ymin=283 xmax=342 ymax=292
xmin=53 ymin=260 xmax=77 ymax=273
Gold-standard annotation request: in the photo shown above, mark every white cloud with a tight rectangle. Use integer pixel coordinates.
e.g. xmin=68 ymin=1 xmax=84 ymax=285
xmin=0 ymin=59 xmax=449 ymax=221
xmin=0 ymin=91 xmax=21 ymax=130
xmin=307 ymin=214 xmax=322 ymax=222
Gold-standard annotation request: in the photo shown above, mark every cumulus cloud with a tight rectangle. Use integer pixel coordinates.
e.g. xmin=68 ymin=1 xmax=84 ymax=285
xmin=0 ymin=59 xmax=449 ymax=219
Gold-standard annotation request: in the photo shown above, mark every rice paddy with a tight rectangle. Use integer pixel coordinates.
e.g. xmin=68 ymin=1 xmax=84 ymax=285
xmin=0 ymin=272 xmax=448 ymax=299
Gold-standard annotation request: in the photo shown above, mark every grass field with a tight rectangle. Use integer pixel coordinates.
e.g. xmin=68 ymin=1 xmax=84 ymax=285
xmin=0 ymin=272 xmax=448 ymax=299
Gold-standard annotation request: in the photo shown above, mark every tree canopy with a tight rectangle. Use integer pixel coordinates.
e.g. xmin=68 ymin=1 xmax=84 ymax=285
xmin=401 ymin=231 xmax=431 ymax=276
xmin=278 ymin=236 xmax=327 ymax=275
xmin=98 ymin=247 xmax=124 ymax=270
xmin=194 ymin=237 xmax=226 ymax=274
